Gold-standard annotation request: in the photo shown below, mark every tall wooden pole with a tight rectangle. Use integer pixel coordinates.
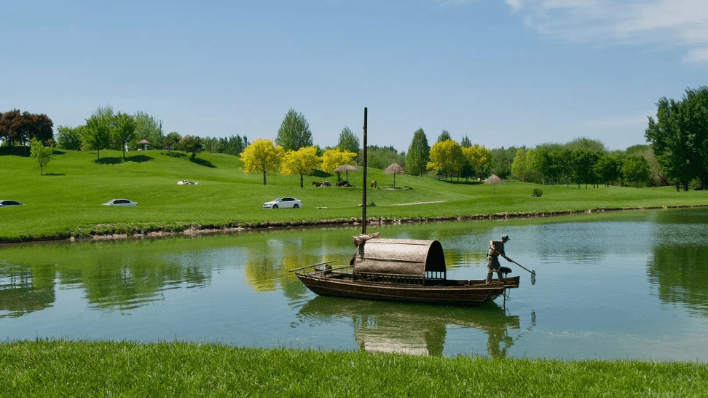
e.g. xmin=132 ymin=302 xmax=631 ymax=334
xmin=362 ymin=107 xmax=367 ymax=234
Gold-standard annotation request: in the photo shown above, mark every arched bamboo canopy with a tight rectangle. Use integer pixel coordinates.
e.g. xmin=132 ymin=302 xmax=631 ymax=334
xmin=352 ymin=238 xmax=446 ymax=279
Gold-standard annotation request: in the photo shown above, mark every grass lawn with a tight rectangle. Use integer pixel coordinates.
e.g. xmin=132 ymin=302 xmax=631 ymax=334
xmin=1 ymin=147 xmax=706 ymax=242
xmin=1 ymin=340 xmax=706 ymax=397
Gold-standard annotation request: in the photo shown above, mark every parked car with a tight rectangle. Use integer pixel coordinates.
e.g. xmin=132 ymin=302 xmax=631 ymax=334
xmin=102 ymin=199 xmax=138 ymax=207
xmin=0 ymin=200 xmax=23 ymax=207
xmin=263 ymin=197 xmax=302 ymax=209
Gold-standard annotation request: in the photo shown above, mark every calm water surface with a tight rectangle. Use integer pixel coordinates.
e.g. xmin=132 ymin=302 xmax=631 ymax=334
xmin=2 ymin=209 xmax=708 ymax=361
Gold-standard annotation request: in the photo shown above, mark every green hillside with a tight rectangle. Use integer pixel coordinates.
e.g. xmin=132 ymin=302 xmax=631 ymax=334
xmin=1 ymin=147 xmax=706 ymax=242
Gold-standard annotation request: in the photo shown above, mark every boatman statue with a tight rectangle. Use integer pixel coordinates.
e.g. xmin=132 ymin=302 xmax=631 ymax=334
xmin=487 ymin=234 xmax=513 ymax=284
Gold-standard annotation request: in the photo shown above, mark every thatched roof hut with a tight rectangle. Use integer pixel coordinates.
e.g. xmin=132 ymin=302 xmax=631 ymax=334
xmin=485 ymin=174 xmax=503 ymax=195
xmin=384 ymin=163 xmax=405 ymax=188
xmin=484 ymin=174 xmax=503 ymax=184
xmin=335 ymin=164 xmax=359 ymax=182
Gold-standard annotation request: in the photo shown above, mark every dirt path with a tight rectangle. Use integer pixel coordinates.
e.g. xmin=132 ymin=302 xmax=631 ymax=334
xmin=389 ymin=201 xmax=446 ymax=206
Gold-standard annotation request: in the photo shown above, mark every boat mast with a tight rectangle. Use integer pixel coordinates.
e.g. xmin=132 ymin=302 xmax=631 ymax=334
xmin=362 ymin=107 xmax=367 ymax=235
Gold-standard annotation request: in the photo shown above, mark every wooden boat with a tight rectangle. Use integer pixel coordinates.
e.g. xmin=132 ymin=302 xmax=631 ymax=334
xmin=294 ymin=236 xmax=520 ymax=307
xmin=294 ymin=109 xmax=520 ymax=306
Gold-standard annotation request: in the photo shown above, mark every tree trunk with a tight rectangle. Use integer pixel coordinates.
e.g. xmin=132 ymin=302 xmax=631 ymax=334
xmin=300 ymin=174 xmax=303 ymax=188
xmin=263 ymin=171 xmax=267 ymax=185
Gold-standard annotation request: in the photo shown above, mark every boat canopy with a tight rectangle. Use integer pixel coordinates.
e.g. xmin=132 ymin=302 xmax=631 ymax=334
xmin=352 ymin=238 xmax=446 ymax=278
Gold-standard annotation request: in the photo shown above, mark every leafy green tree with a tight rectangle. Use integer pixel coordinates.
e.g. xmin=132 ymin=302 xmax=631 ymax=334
xmin=490 ymin=147 xmax=518 ymax=180
xmin=623 ymin=155 xmax=651 ymax=188
xmin=83 ymin=113 xmax=113 ymax=160
xmin=337 ymin=126 xmax=360 ymax=161
xmin=198 ymin=134 xmax=249 ymax=156
xmin=461 ymin=134 xmax=472 ymax=148
xmin=566 ymin=137 xmax=607 ymax=153
xmin=555 ymin=148 xmax=574 ymax=186
xmin=281 ymin=146 xmax=321 ymax=187
xmin=275 ymin=108 xmax=312 ymax=151
xmin=133 ymin=111 xmax=163 ymax=149
xmin=114 ymin=112 xmax=136 ymax=160
xmin=511 ymin=148 xmax=538 ymax=182
xmin=532 ymin=148 xmax=555 ymax=185
xmin=366 ymin=145 xmax=405 ymax=170
xmin=571 ymin=148 xmax=601 ymax=189
xmin=163 ymin=132 xmax=182 ymax=151
xmin=30 ymin=138 xmax=53 ymax=175
xmin=56 ymin=125 xmax=84 ymax=151
xmin=181 ymin=135 xmax=203 ymax=159
xmin=406 ymin=128 xmax=430 ymax=176
xmin=594 ymin=154 xmax=622 ymax=187
xmin=682 ymin=87 xmax=708 ymax=188
xmin=646 ymin=86 xmax=708 ymax=190
xmin=436 ymin=130 xmax=451 ymax=143
xmin=241 ymin=139 xmax=284 ymax=185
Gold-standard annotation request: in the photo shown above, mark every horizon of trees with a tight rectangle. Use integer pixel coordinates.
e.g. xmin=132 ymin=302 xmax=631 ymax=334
xmin=5 ymin=86 xmax=706 ymax=190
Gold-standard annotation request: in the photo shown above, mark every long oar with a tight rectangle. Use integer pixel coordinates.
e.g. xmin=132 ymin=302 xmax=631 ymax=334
xmin=511 ymin=260 xmax=536 ymax=285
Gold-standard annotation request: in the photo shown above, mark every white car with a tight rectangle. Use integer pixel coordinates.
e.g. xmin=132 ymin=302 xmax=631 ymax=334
xmin=0 ymin=200 xmax=23 ymax=207
xmin=263 ymin=197 xmax=302 ymax=209
xmin=103 ymin=199 xmax=138 ymax=207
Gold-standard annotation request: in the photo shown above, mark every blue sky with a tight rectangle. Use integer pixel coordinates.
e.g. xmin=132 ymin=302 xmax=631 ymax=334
xmin=2 ymin=0 xmax=706 ymax=152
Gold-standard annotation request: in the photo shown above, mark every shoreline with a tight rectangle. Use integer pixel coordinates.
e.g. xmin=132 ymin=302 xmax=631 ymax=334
xmin=2 ymin=204 xmax=705 ymax=245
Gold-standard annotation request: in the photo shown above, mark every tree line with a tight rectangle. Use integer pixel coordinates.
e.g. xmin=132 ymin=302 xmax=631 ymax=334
xmin=508 ymin=142 xmax=652 ymax=188
xmin=5 ymin=86 xmax=706 ymax=189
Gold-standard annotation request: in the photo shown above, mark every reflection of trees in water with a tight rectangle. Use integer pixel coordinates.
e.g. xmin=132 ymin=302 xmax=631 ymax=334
xmin=298 ymin=297 xmax=521 ymax=357
xmin=1 ymin=240 xmax=214 ymax=315
xmin=648 ymin=245 xmax=708 ymax=315
xmin=0 ymin=263 xmax=55 ymax=318
xmin=243 ymin=236 xmax=356 ymax=300
xmin=77 ymin=260 xmax=184 ymax=311
xmin=63 ymin=247 xmax=213 ymax=312
xmin=648 ymin=213 xmax=708 ymax=316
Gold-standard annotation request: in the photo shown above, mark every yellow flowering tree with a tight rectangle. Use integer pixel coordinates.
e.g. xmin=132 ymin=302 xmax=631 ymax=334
xmin=280 ymin=146 xmax=321 ymax=187
xmin=321 ymin=147 xmax=357 ymax=181
xmin=462 ymin=143 xmax=492 ymax=178
xmin=427 ymin=139 xmax=465 ymax=180
xmin=241 ymin=139 xmax=284 ymax=185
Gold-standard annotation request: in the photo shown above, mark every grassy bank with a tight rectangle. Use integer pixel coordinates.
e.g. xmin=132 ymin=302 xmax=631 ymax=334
xmin=1 ymin=340 xmax=706 ymax=397
xmin=2 ymin=148 xmax=706 ymax=242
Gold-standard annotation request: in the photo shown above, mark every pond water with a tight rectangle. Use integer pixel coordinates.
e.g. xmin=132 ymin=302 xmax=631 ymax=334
xmin=2 ymin=208 xmax=708 ymax=361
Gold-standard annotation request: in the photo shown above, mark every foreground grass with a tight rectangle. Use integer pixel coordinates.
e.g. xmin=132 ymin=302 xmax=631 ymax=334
xmin=1 ymin=341 xmax=706 ymax=397
xmin=1 ymin=147 xmax=706 ymax=242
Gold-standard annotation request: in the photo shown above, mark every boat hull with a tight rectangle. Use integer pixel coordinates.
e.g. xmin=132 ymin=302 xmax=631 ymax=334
xmin=296 ymin=273 xmax=520 ymax=307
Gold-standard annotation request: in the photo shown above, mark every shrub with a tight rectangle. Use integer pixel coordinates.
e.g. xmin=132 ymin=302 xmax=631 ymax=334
xmin=532 ymin=188 xmax=543 ymax=197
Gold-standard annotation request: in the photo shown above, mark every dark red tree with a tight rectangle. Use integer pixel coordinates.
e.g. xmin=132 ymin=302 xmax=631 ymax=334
xmin=0 ymin=110 xmax=54 ymax=146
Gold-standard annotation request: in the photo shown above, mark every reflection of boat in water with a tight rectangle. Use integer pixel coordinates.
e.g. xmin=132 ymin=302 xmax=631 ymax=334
xmin=294 ymin=237 xmax=520 ymax=307
xmin=298 ymin=296 xmax=521 ymax=357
